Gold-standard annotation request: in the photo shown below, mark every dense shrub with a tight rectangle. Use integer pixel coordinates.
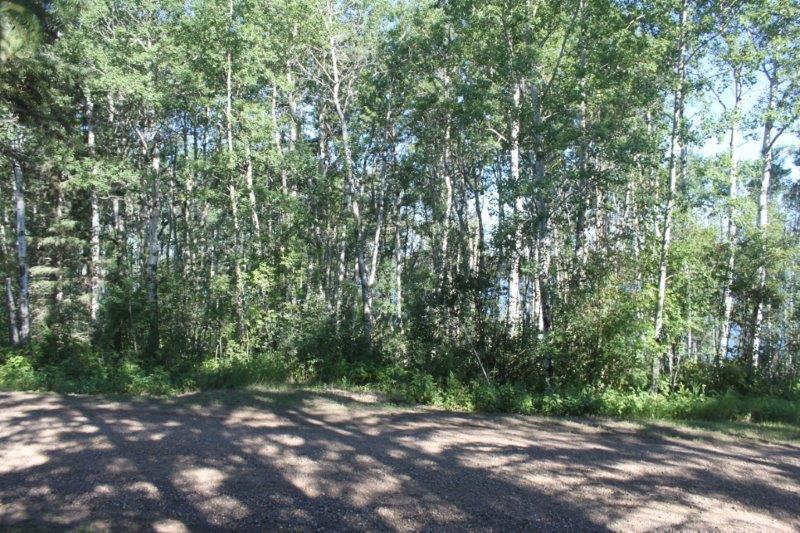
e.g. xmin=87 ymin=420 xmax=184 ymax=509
xmin=194 ymin=352 xmax=290 ymax=390
xmin=1 ymin=344 xmax=798 ymax=428
xmin=0 ymin=355 xmax=39 ymax=390
xmin=0 ymin=346 xmax=291 ymax=396
xmin=363 ymin=367 xmax=800 ymax=425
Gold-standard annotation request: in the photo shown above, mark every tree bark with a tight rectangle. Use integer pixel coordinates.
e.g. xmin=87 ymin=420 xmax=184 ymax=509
xmin=85 ymin=89 xmax=102 ymax=325
xmin=245 ymin=145 xmax=260 ymax=244
xmin=439 ymin=120 xmax=454 ymax=300
xmin=508 ymin=80 xmax=524 ymax=336
xmin=750 ymin=93 xmax=775 ymax=370
xmin=718 ymin=70 xmax=741 ymax=365
xmin=4 ymin=278 xmax=18 ymax=345
xmin=326 ymin=5 xmax=373 ymax=341
xmin=393 ymin=203 xmax=404 ymax=333
xmin=0 ymin=206 xmax=19 ymax=345
xmin=225 ymin=10 xmax=245 ymax=340
xmin=146 ymin=142 xmax=161 ymax=353
xmin=11 ymin=140 xmax=30 ymax=344
xmin=652 ymin=0 xmax=687 ymax=392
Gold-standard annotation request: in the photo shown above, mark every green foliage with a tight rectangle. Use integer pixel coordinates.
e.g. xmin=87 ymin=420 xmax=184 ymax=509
xmin=336 ymin=364 xmax=800 ymax=426
xmin=0 ymin=355 xmax=38 ymax=390
xmin=126 ymin=365 xmax=174 ymax=396
xmin=0 ymin=0 xmax=799 ymax=439
xmin=549 ymin=277 xmax=653 ymax=390
xmin=194 ymin=352 xmax=290 ymax=390
xmin=0 ymin=345 xmax=291 ymax=395
xmin=2 ymin=343 xmax=798 ymax=430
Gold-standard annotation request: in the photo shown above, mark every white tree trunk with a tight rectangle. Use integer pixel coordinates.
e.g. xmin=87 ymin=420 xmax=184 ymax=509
xmin=271 ymin=86 xmax=288 ymax=196
xmin=85 ymin=90 xmax=102 ymax=325
xmin=326 ymin=7 xmax=373 ymax=339
xmin=533 ymin=239 xmax=545 ymax=338
xmin=367 ymin=171 xmax=386 ymax=316
xmin=245 ymin=145 xmax=260 ymax=242
xmin=439 ymin=120 xmax=453 ymax=298
xmin=393 ymin=211 xmax=404 ymax=333
xmin=287 ymin=67 xmax=299 ymax=154
xmin=11 ymin=141 xmax=30 ymax=343
xmin=527 ymin=74 xmax=549 ymax=340
xmin=751 ymin=107 xmax=774 ymax=369
xmin=718 ymin=72 xmax=741 ymax=364
xmin=90 ymin=190 xmax=101 ymax=321
xmin=507 ymin=80 xmax=524 ymax=335
xmin=0 ymin=210 xmax=19 ymax=345
xmin=4 ymin=278 xmax=18 ymax=345
xmin=653 ymin=0 xmax=687 ymax=392
xmin=225 ymin=18 xmax=245 ymax=340
xmin=146 ymin=142 xmax=161 ymax=350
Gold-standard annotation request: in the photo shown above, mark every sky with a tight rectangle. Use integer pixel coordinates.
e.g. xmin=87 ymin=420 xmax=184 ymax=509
xmin=692 ymin=75 xmax=799 ymax=183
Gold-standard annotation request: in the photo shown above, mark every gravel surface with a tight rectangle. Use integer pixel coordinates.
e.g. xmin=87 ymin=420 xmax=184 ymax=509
xmin=0 ymin=389 xmax=798 ymax=532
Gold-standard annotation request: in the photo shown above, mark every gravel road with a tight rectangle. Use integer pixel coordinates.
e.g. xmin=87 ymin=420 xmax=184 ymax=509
xmin=0 ymin=388 xmax=798 ymax=531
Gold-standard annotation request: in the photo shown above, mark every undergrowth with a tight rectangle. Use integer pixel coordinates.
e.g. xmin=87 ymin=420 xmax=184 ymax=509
xmin=1 ymin=349 xmax=798 ymax=429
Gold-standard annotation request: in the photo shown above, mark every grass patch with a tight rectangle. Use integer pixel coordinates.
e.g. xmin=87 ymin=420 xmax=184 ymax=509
xmin=633 ymin=418 xmax=800 ymax=445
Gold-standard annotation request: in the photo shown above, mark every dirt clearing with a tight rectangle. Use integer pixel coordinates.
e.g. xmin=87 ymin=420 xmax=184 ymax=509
xmin=0 ymin=389 xmax=798 ymax=531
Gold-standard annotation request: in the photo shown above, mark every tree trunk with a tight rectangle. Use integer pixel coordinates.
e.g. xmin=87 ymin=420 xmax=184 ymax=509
xmin=90 ymin=190 xmax=101 ymax=319
xmin=11 ymin=141 xmax=30 ymax=343
xmin=718 ymin=71 xmax=741 ymax=365
xmin=4 ymin=278 xmax=18 ymax=345
xmin=245 ymin=145 xmax=260 ymax=245
xmin=439 ymin=120 xmax=454 ymax=300
xmin=507 ymin=80 xmax=524 ymax=336
xmin=533 ymin=237 xmax=545 ymax=338
xmin=271 ymin=86 xmax=288 ymax=196
xmin=529 ymin=79 xmax=549 ymax=353
xmin=225 ymin=19 xmax=245 ymax=341
xmin=85 ymin=89 xmax=102 ymax=326
xmin=327 ymin=12 xmax=372 ymax=341
xmin=146 ymin=142 xmax=161 ymax=354
xmin=652 ymin=0 xmax=687 ymax=392
xmin=0 ymin=208 xmax=19 ymax=345
xmin=750 ymin=105 xmax=774 ymax=370
xmin=366 ymin=170 xmax=386 ymax=319
xmin=393 ymin=209 xmax=404 ymax=333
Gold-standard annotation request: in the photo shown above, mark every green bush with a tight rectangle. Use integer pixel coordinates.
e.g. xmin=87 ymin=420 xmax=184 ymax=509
xmin=368 ymin=369 xmax=800 ymax=426
xmin=680 ymin=392 xmax=800 ymax=424
xmin=404 ymin=372 xmax=442 ymax=404
xmin=128 ymin=366 xmax=174 ymax=395
xmin=0 ymin=355 xmax=39 ymax=391
xmin=748 ymin=397 xmax=800 ymax=424
xmin=439 ymin=373 xmax=475 ymax=411
xmin=0 ymin=342 xmax=796 ymax=429
xmin=195 ymin=353 xmax=289 ymax=390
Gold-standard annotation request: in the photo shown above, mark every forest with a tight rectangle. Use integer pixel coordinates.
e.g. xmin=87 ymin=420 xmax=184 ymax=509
xmin=1 ymin=0 xmax=799 ymax=421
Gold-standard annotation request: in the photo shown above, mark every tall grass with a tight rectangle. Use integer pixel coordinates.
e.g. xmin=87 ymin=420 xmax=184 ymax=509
xmin=1 ymin=351 xmax=797 ymax=428
xmin=372 ymin=369 xmax=800 ymax=425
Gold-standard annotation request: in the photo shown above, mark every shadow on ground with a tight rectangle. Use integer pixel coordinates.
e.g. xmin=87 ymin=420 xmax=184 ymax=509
xmin=0 ymin=388 xmax=798 ymax=531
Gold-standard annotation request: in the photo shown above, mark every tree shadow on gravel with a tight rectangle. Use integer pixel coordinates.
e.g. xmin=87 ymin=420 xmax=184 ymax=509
xmin=0 ymin=389 xmax=798 ymax=531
